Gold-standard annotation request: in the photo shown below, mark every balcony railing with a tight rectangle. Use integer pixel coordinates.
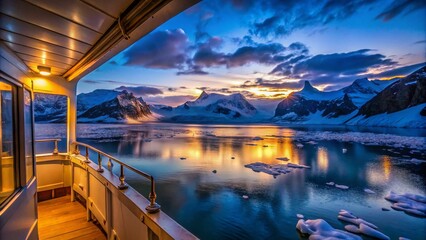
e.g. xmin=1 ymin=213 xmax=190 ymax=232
xmin=72 ymin=141 xmax=161 ymax=213
xmin=35 ymin=138 xmax=61 ymax=155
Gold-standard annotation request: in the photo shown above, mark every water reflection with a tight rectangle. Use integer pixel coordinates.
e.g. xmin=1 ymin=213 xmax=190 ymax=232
xmin=77 ymin=124 xmax=425 ymax=240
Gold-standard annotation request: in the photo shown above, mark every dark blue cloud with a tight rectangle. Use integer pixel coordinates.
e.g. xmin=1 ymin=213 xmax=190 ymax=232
xmin=115 ymin=86 xmax=163 ymax=95
xmin=122 ymin=29 xmax=189 ymax=69
xmin=292 ymin=49 xmax=397 ymax=76
xmin=240 ymin=78 xmax=303 ymax=90
xmin=368 ymin=62 xmax=426 ymax=78
xmin=249 ymin=0 xmax=378 ymax=38
xmin=376 ymin=0 xmax=426 ymax=21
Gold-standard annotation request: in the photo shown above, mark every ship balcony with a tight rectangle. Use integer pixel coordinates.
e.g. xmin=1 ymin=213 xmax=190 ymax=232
xmin=34 ymin=139 xmax=197 ymax=240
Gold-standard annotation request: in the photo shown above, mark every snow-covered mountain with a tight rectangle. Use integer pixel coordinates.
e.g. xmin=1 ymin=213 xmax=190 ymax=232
xmin=77 ymin=89 xmax=121 ymax=114
xmin=78 ymin=90 xmax=152 ymax=123
xmin=34 ymin=93 xmax=67 ymax=123
xmin=151 ymin=91 xmax=260 ymax=123
xmin=347 ymin=66 xmax=426 ymax=128
xmin=273 ymin=78 xmax=395 ymax=124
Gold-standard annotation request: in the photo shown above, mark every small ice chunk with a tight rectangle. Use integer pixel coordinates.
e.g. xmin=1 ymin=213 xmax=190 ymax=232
xmin=344 ymin=224 xmax=361 ymax=234
xmin=296 ymin=143 xmax=304 ymax=148
xmin=212 ymin=170 xmax=217 ymax=174
xmin=364 ymin=188 xmax=375 ymax=194
xmin=287 ymin=163 xmax=310 ymax=169
xmin=296 ymin=214 xmax=304 ymax=219
xmin=326 ymin=182 xmax=335 ymax=186
xmin=335 ymin=184 xmax=349 ymax=190
xmin=276 ymin=157 xmax=289 ymax=161
xmin=144 ymin=139 xmax=152 ymax=142
xmin=337 ymin=215 xmax=378 ymax=229
xmin=242 ymin=195 xmax=249 ymax=199
xmin=296 ymin=219 xmax=361 ymax=239
xmin=180 ymin=157 xmax=186 ymax=160
xmin=306 ymin=141 xmax=317 ymax=145
xmin=252 ymin=136 xmax=263 ymax=141
xmin=231 ymin=157 xmax=235 ymax=159
xmin=359 ymin=223 xmax=390 ymax=240
xmin=382 ymin=208 xmax=390 ymax=211
xmin=246 ymin=143 xmax=257 ymax=146
xmin=399 ymin=237 xmax=411 ymax=240
xmin=339 ymin=210 xmax=356 ymax=219
xmin=385 ymin=191 xmax=426 ymax=217
xmin=263 ymin=145 xmax=269 ymax=147
xmin=342 ymin=148 xmax=347 ymax=154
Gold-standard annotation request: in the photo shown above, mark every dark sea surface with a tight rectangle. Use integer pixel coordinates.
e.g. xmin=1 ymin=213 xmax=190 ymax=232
xmin=36 ymin=123 xmax=426 ymax=239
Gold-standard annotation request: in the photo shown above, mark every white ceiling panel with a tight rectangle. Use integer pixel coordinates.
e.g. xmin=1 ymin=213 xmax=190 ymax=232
xmin=8 ymin=43 xmax=78 ymax=65
xmin=26 ymin=0 xmax=115 ymax=33
xmin=0 ymin=14 xmax=92 ymax=53
xmin=81 ymin=0 xmax=134 ymax=18
xmin=0 ymin=30 xmax=84 ymax=60
xmin=0 ymin=0 xmax=102 ymax=44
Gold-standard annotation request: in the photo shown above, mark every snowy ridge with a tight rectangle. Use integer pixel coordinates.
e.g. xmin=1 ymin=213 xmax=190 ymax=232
xmin=152 ymin=91 xmax=261 ymax=123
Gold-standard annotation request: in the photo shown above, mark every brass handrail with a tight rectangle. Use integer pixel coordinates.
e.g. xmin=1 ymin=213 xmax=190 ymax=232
xmin=35 ymin=138 xmax=61 ymax=155
xmin=72 ymin=141 xmax=161 ymax=213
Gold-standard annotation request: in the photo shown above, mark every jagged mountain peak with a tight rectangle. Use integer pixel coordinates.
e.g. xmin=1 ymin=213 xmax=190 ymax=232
xmin=300 ymin=81 xmax=320 ymax=93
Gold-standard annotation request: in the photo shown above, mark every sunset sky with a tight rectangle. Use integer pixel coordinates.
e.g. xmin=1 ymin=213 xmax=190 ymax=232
xmin=79 ymin=0 xmax=426 ymax=106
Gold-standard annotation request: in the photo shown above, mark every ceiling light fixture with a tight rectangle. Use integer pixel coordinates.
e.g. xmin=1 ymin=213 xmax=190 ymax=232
xmin=37 ymin=66 xmax=51 ymax=76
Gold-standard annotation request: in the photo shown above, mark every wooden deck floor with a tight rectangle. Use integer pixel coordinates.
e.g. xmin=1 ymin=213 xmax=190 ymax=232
xmin=38 ymin=195 xmax=106 ymax=240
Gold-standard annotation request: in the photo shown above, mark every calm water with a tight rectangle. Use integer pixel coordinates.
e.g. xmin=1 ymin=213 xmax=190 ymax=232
xmin=37 ymin=123 xmax=426 ymax=239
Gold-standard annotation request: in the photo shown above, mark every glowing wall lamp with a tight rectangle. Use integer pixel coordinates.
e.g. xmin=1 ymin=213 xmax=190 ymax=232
xmin=37 ymin=66 xmax=51 ymax=76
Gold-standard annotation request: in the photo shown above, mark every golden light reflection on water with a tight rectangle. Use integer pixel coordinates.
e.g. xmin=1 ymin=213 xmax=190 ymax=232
xmin=382 ymin=155 xmax=392 ymax=181
xmin=367 ymin=155 xmax=393 ymax=185
xmin=117 ymin=126 xmax=304 ymax=182
xmin=317 ymin=147 xmax=329 ymax=172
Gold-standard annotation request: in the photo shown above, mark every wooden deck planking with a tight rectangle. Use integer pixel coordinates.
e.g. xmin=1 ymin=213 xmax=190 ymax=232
xmin=38 ymin=195 xmax=106 ymax=240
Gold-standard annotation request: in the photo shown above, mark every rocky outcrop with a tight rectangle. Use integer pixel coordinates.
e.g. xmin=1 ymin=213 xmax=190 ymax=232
xmin=78 ymin=90 xmax=151 ymax=122
xmin=357 ymin=66 xmax=426 ymax=117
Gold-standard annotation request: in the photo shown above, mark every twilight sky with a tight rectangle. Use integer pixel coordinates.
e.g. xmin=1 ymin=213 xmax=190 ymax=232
xmin=79 ymin=0 xmax=426 ymax=106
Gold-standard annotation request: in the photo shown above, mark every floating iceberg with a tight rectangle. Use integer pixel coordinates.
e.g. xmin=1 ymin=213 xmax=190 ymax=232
xmin=297 ymin=214 xmax=304 ymax=219
xmin=242 ymin=195 xmax=249 ymax=199
xmin=345 ymin=224 xmax=390 ymax=240
xmin=384 ymin=192 xmax=426 ymax=217
xmin=342 ymin=148 xmax=348 ymax=154
xmin=296 ymin=219 xmax=361 ymax=240
xmin=338 ymin=210 xmax=390 ymax=239
xmin=326 ymin=182 xmax=335 ymax=186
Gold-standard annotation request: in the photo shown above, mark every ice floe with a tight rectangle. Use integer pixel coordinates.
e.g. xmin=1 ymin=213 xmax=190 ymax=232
xmin=297 ymin=214 xmax=304 ymax=219
xmin=180 ymin=157 xmax=187 ymax=160
xmin=384 ymin=192 xmax=426 ymax=217
xmin=335 ymin=184 xmax=349 ymax=190
xmin=212 ymin=170 xmax=217 ymax=174
xmin=244 ymin=162 xmax=310 ymax=176
xmin=342 ymin=148 xmax=348 ymax=154
xmin=296 ymin=219 xmax=361 ymax=240
xmin=338 ymin=210 xmax=390 ymax=239
xmin=306 ymin=141 xmax=318 ymax=145
xmin=291 ymin=131 xmax=426 ymax=150
xmin=364 ymin=188 xmax=375 ymax=194
xmin=326 ymin=182 xmax=335 ymax=186
xmin=296 ymin=143 xmax=304 ymax=148
xmin=345 ymin=224 xmax=390 ymax=240
xmin=242 ymin=195 xmax=249 ymax=199
xmin=276 ymin=157 xmax=290 ymax=161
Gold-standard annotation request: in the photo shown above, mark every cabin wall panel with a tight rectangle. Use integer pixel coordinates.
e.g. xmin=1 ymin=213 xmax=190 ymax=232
xmin=111 ymin=193 xmax=148 ymax=240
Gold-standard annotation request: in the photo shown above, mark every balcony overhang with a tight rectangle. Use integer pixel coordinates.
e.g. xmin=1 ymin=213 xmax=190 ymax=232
xmin=0 ymin=0 xmax=199 ymax=82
